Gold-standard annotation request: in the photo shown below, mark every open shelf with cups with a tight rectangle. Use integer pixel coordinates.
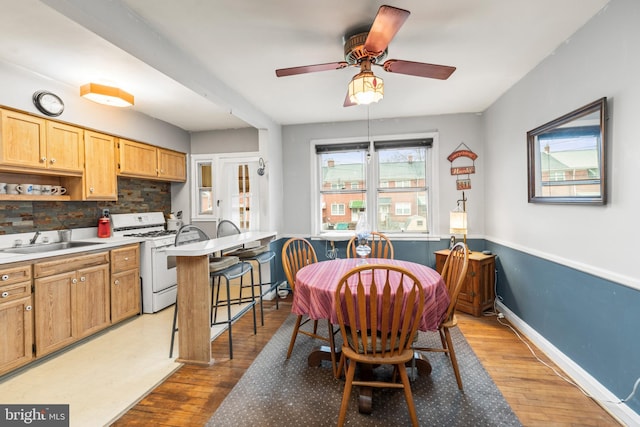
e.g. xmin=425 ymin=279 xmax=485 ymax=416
xmin=0 ymin=172 xmax=74 ymax=202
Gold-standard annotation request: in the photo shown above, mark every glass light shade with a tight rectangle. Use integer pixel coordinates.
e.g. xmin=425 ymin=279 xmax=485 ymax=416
xmin=449 ymin=211 xmax=468 ymax=235
xmin=80 ymin=83 xmax=134 ymax=107
xmin=348 ymin=71 xmax=384 ymax=105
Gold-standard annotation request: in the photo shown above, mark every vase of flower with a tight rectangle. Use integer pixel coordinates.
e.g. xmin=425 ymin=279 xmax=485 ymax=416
xmin=355 ymin=210 xmax=371 ymax=265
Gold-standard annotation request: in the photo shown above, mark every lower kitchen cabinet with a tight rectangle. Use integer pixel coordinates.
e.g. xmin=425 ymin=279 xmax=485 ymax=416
xmin=34 ymin=252 xmax=110 ymax=357
xmin=1 ymin=243 xmax=141 ymax=376
xmin=0 ymin=262 xmax=33 ymax=376
xmin=110 ymin=244 xmax=141 ymax=324
xmin=435 ymin=249 xmax=496 ymax=317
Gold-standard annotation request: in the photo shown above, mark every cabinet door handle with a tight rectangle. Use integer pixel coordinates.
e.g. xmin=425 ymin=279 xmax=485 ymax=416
xmin=114 ymin=279 xmax=120 ymax=285
xmin=80 ymin=276 xmax=86 ymax=282
xmin=90 ymin=187 xmax=95 ymax=193
xmin=50 ymin=158 xmax=56 ymax=164
xmin=1 ymin=274 xmax=8 ymax=281
xmin=124 ymin=257 xmax=129 ymax=261
xmin=41 ymin=156 xmax=47 ymax=162
xmin=1 ymin=291 xmax=9 ymax=298
xmin=25 ymin=305 xmax=32 ymax=311
xmin=72 ymin=278 xmax=78 ymax=284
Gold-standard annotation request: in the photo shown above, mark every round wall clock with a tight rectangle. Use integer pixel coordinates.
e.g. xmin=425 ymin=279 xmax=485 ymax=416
xmin=32 ymin=90 xmax=65 ymax=117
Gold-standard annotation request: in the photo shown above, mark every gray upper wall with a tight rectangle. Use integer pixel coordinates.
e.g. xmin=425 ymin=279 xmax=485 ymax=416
xmin=484 ymin=0 xmax=637 ymax=290
xmin=191 ymin=127 xmax=259 ymax=154
xmin=0 ymin=61 xmax=190 ymax=153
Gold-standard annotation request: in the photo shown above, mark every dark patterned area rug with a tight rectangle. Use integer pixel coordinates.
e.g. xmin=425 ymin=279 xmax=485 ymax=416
xmin=207 ymin=314 xmax=521 ymax=426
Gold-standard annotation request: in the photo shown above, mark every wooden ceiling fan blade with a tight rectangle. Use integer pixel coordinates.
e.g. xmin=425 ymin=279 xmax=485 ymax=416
xmin=276 ymin=62 xmax=349 ymax=77
xmin=364 ymin=5 xmax=410 ymax=56
xmin=383 ymin=59 xmax=456 ymax=80
xmin=343 ymin=91 xmax=356 ymax=107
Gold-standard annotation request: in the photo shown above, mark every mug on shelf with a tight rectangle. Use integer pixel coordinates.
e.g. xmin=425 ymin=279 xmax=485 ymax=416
xmin=6 ymin=184 xmax=19 ymax=195
xmin=32 ymin=184 xmax=42 ymax=195
xmin=41 ymin=185 xmax=53 ymax=196
xmin=51 ymin=186 xmax=67 ymax=195
xmin=16 ymin=184 xmax=34 ymax=195
xmin=0 ymin=183 xmax=6 ymax=194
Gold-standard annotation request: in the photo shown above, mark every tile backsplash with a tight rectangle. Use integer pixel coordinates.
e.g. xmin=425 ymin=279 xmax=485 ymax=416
xmin=0 ymin=178 xmax=171 ymax=234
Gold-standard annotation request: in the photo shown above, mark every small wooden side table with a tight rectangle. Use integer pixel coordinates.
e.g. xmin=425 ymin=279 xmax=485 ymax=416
xmin=434 ymin=249 xmax=496 ymax=317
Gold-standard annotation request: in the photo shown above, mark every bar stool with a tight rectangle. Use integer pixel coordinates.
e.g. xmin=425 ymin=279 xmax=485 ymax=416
xmin=169 ymin=225 xmax=256 ymax=359
xmin=217 ymin=220 xmax=278 ymax=325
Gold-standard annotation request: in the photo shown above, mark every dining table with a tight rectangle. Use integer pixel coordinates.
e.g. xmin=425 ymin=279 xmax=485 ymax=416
xmin=292 ymin=257 xmax=450 ymax=413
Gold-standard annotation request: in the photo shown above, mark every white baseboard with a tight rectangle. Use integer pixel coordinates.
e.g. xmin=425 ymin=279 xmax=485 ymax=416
xmin=496 ymin=301 xmax=639 ymax=426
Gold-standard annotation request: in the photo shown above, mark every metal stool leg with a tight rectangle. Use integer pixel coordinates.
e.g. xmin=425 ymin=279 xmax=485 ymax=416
xmin=169 ymin=302 xmax=178 ymax=358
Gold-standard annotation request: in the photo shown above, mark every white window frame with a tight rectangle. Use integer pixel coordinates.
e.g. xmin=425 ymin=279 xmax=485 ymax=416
xmin=310 ymin=132 xmax=440 ymax=239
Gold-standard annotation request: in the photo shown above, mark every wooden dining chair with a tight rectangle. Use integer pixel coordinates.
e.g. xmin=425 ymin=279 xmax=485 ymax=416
xmin=413 ymin=242 xmax=469 ymax=390
xmin=281 ymin=238 xmax=338 ymax=375
xmin=334 ymin=264 xmax=424 ymax=427
xmin=345 ymin=231 xmax=394 ymax=259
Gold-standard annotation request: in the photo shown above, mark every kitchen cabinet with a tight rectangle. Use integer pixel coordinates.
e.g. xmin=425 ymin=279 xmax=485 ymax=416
xmin=0 ymin=262 xmax=33 ymax=376
xmin=82 ymin=130 xmax=117 ymax=200
xmin=117 ymin=138 xmax=158 ymax=178
xmin=435 ymin=249 xmax=496 ymax=317
xmin=34 ymin=252 xmax=110 ymax=357
xmin=0 ymin=109 xmax=46 ymax=171
xmin=158 ymin=148 xmax=186 ymax=181
xmin=110 ymin=244 xmax=141 ymax=324
xmin=118 ymin=138 xmax=186 ymax=182
xmin=0 ymin=108 xmax=83 ymax=175
xmin=45 ymin=121 xmax=85 ymax=174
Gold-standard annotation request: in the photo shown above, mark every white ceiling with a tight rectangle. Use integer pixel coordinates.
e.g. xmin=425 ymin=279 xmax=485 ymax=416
xmin=0 ymin=0 xmax=609 ymax=132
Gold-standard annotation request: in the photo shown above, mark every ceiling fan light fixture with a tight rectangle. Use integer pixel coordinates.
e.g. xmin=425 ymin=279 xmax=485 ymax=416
xmin=80 ymin=83 xmax=134 ymax=107
xmin=348 ymin=71 xmax=384 ymax=105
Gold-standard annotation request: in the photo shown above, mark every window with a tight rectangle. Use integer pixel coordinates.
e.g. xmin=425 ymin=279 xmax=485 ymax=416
xmin=331 ymin=203 xmax=345 ymax=216
xmin=395 ymin=202 xmax=411 ymax=215
xmin=314 ymin=135 xmax=435 ymax=235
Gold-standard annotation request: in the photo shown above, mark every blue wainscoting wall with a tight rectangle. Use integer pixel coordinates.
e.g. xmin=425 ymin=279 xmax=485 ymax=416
xmin=486 ymin=241 xmax=640 ymax=416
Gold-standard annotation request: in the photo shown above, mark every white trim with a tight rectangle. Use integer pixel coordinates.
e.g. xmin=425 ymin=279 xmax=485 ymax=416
xmin=485 ymin=235 xmax=640 ymax=291
xmin=496 ymin=301 xmax=640 ymax=426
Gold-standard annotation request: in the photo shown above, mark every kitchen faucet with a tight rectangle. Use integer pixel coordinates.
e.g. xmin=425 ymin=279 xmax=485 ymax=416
xmin=30 ymin=231 xmax=41 ymax=245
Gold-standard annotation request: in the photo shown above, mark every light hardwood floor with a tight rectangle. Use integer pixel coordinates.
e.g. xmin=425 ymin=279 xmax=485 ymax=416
xmin=112 ymin=297 xmax=620 ymax=426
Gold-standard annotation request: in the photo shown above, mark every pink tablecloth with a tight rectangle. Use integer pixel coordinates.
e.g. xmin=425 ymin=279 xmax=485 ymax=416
xmin=292 ymin=258 xmax=450 ymax=332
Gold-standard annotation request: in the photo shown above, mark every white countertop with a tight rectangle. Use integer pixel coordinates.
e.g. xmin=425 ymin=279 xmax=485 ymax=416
xmin=165 ymin=231 xmax=277 ymax=257
xmin=0 ymin=236 xmax=143 ymax=265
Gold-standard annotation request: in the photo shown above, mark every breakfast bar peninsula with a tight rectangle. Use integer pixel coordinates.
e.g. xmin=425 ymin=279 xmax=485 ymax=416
xmin=165 ymin=230 xmax=277 ymax=365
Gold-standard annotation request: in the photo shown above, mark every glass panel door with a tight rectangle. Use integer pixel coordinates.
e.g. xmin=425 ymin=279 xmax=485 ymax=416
xmin=219 ymin=157 xmax=260 ymax=231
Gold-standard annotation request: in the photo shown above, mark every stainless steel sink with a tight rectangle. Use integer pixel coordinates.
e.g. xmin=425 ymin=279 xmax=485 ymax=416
xmin=2 ymin=241 xmax=103 ymax=254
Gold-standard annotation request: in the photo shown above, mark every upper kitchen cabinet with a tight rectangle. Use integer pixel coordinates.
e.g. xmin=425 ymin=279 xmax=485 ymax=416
xmin=83 ymin=131 xmax=117 ymax=200
xmin=117 ymin=138 xmax=157 ymax=178
xmin=0 ymin=109 xmax=83 ymax=175
xmin=117 ymin=138 xmax=186 ymax=182
xmin=157 ymin=148 xmax=186 ymax=181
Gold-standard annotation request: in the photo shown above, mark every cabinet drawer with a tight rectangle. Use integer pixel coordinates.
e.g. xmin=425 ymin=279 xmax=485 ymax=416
xmin=0 ymin=263 xmax=32 ymax=286
xmin=34 ymin=252 xmax=109 ymax=278
xmin=111 ymin=244 xmax=140 ymax=273
xmin=0 ymin=280 xmax=31 ymax=302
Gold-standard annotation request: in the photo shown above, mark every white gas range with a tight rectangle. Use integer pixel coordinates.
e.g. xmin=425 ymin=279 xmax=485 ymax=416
xmin=111 ymin=212 xmax=178 ymax=314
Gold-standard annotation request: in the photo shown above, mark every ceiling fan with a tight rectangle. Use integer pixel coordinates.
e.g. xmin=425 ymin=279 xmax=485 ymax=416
xmin=275 ymin=5 xmax=456 ymax=107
